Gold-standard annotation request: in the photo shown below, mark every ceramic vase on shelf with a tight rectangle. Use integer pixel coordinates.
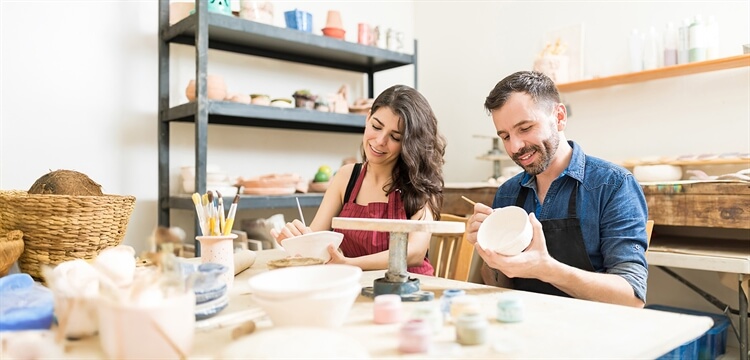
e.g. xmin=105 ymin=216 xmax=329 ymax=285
xmin=239 ymin=1 xmax=274 ymax=24
xmin=532 ymin=55 xmax=569 ymax=84
xmin=196 ymin=234 xmax=238 ymax=289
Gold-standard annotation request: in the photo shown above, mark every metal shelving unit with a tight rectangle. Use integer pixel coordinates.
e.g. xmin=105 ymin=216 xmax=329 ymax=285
xmin=157 ymin=1 xmax=417 ymax=244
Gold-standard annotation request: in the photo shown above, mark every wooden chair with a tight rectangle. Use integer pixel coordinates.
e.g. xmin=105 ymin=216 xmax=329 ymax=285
xmin=646 ymin=219 xmax=655 ymax=246
xmin=429 ymin=214 xmax=475 ymax=281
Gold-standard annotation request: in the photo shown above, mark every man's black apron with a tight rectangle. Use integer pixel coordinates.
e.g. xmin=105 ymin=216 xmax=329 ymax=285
xmin=511 ymin=183 xmax=595 ymax=297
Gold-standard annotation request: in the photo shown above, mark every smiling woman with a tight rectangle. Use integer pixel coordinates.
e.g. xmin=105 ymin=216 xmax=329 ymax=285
xmin=270 ymin=85 xmax=447 ymax=276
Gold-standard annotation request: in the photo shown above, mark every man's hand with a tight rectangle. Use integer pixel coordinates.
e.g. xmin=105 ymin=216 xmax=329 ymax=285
xmin=466 ymin=202 xmax=493 ymax=245
xmin=475 ymin=213 xmax=555 ymax=281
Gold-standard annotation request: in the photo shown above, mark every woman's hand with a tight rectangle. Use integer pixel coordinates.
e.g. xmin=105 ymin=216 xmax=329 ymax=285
xmin=325 ymin=244 xmax=348 ymax=265
xmin=270 ymin=219 xmax=311 ymax=245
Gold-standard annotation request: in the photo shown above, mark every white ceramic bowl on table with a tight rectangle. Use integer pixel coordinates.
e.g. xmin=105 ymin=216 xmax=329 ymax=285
xmin=280 ymin=231 xmax=344 ymax=262
xmin=248 ymin=264 xmax=362 ymax=327
xmin=247 ymin=264 xmax=361 ymax=300
xmin=253 ymin=282 xmax=361 ymax=327
xmin=477 ymin=206 xmax=532 ymax=256
xmin=97 ymin=291 xmax=195 ymax=359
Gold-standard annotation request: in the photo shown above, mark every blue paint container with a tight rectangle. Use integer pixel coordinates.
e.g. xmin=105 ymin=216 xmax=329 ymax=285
xmin=496 ymin=294 xmax=524 ymax=323
xmin=284 ymin=9 xmax=313 ymax=33
xmin=439 ymin=289 xmax=466 ymax=319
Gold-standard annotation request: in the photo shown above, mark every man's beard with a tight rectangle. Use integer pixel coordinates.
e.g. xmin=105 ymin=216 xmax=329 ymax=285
xmin=512 ymin=131 xmax=560 ymax=176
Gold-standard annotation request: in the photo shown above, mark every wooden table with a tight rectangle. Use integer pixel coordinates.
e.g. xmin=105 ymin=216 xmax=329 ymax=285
xmin=28 ymin=249 xmax=715 ymax=359
xmin=642 ymin=180 xmax=750 ymax=359
xmin=445 ymin=180 xmax=750 ymax=358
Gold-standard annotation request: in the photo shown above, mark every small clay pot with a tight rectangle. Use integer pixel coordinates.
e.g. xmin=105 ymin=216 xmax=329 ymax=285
xmin=250 ymin=94 xmax=271 ymax=106
xmin=322 ymin=27 xmax=346 ymax=39
xmin=293 ymin=94 xmax=316 ymax=109
xmin=185 ymin=75 xmax=227 ymax=102
xmin=324 ymin=10 xmax=343 ymax=29
xmin=270 ymin=98 xmax=293 ymax=108
xmin=186 ymin=80 xmax=197 ymax=102
xmin=228 ymin=94 xmax=251 ymax=104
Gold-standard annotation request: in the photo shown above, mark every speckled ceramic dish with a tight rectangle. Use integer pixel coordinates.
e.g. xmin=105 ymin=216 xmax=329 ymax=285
xmin=181 ymin=262 xmax=231 ymax=320
xmin=195 ymin=294 xmax=229 ymax=320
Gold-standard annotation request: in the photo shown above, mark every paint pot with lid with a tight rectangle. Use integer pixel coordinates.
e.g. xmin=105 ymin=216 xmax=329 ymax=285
xmin=410 ymin=302 xmax=443 ymax=334
xmin=496 ymin=294 xmax=524 ymax=323
xmin=450 ymin=295 xmax=481 ymax=320
xmin=398 ymin=319 xmax=431 ymax=353
xmin=439 ymin=289 xmax=465 ymax=320
xmin=455 ymin=312 xmax=488 ymax=346
xmin=373 ymin=294 xmax=402 ymax=324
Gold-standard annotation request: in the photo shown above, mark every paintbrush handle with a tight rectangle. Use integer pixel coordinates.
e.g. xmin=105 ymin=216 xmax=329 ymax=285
xmin=223 ymin=203 xmax=238 ymax=236
xmin=192 ymin=193 xmax=208 ymax=236
xmin=295 ymin=197 xmax=306 ymax=226
xmin=219 ymin=204 xmax=226 ymax=234
xmin=223 ymin=218 xmax=235 ymax=236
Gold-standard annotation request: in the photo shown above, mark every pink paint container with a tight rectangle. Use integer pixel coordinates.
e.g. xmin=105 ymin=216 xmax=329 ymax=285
xmin=358 ymin=23 xmax=372 ymax=45
xmin=373 ymin=294 xmax=402 ymax=324
xmin=398 ymin=319 xmax=431 ymax=354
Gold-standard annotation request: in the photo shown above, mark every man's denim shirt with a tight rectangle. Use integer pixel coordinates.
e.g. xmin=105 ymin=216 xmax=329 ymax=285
xmin=492 ymin=141 xmax=649 ymax=301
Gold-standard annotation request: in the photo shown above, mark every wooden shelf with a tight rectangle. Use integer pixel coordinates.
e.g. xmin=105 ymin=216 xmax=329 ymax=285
xmin=622 ymin=157 xmax=750 ymax=168
xmin=642 ymin=181 xmax=750 ymax=229
xmin=557 ymin=54 xmax=750 ymax=92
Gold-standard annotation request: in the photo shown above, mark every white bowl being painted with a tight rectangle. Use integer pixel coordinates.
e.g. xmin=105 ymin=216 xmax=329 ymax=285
xmin=280 ymin=231 xmax=344 ymax=262
xmin=252 ymin=282 xmax=361 ymax=327
xmin=477 ymin=206 xmax=532 ymax=256
xmin=247 ymin=264 xmax=361 ymax=300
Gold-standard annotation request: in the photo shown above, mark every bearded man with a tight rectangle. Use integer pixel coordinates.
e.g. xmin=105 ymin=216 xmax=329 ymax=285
xmin=466 ymin=71 xmax=649 ymax=308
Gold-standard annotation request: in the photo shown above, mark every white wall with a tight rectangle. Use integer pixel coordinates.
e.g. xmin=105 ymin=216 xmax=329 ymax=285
xmin=415 ymin=0 xmax=749 ymax=182
xmin=0 ymin=1 xmax=415 ymax=252
xmin=415 ymin=0 xmax=749 ymax=350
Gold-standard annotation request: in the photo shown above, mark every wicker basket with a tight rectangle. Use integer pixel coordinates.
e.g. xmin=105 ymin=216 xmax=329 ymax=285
xmin=0 ymin=230 xmax=24 ymax=276
xmin=0 ymin=190 xmax=136 ymax=279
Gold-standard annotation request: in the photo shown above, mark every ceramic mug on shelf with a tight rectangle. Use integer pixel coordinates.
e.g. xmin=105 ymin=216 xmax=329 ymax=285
xmin=358 ymin=23 xmax=372 ymax=45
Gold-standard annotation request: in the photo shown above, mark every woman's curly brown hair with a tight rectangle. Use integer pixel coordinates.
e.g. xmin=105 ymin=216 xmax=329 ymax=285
xmin=363 ymin=85 xmax=446 ymax=220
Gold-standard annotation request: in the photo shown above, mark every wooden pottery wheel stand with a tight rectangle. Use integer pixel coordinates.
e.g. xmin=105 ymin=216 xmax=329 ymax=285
xmin=332 ymin=217 xmax=465 ymax=301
